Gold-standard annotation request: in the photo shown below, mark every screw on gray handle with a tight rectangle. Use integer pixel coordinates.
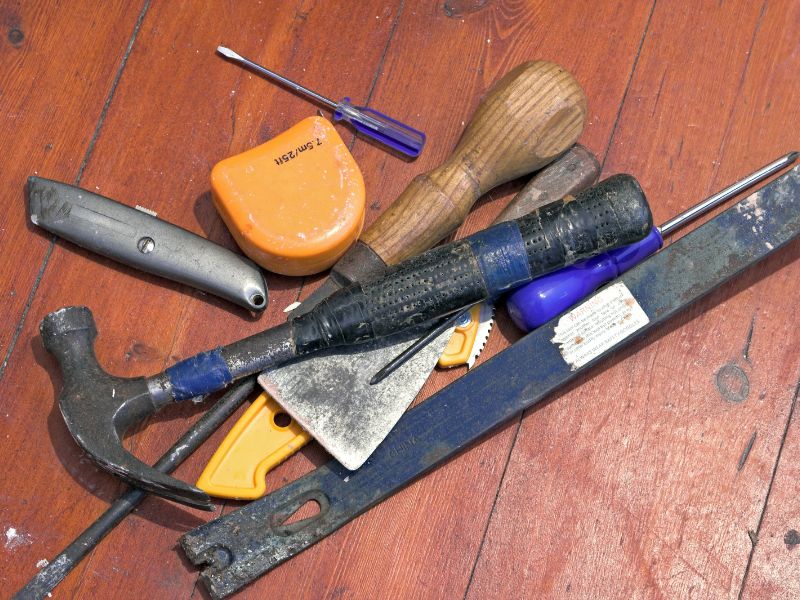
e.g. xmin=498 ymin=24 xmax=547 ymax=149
xmin=292 ymin=175 xmax=652 ymax=354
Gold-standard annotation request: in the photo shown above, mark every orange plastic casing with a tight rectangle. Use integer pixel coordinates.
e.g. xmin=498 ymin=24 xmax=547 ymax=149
xmin=211 ymin=116 xmax=365 ymax=276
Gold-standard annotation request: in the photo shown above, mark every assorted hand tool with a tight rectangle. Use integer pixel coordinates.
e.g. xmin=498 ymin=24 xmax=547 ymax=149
xmin=18 ymin=58 xmax=592 ymax=595
xmin=15 ymin=32 xmax=799 ymax=600
xmin=43 ymin=172 xmax=653 ymax=510
xmin=180 ymin=164 xmax=800 ymax=600
xmin=195 ymin=145 xmax=599 ymax=500
xmin=217 ymin=46 xmax=426 ymax=158
xmin=27 ymin=177 xmax=268 ymax=311
xmin=375 ymin=151 xmax=799 ymax=380
xmin=261 ymin=60 xmax=588 ymax=471
xmin=210 ymin=115 xmax=366 ymax=275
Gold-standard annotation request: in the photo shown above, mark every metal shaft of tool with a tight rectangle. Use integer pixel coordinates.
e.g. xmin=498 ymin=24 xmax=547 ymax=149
xmin=659 ymin=151 xmax=798 ymax=236
xmin=370 ymin=151 xmax=798 ymax=382
xmin=13 ymin=379 xmax=256 ymax=600
xmin=370 ymin=308 xmax=470 ymax=385
xmin=217 ymin=46 xmax=338 ymax=111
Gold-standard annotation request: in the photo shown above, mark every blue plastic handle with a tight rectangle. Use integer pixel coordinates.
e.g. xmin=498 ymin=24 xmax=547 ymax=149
xmin=506 ymin=226 xmax=664 ymax=332
xmin=334 ymin=98 xmax=426 ymax=157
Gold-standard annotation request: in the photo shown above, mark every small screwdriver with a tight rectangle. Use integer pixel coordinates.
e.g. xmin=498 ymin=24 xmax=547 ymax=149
xmin=507 ymin=151 xmax=799 ymax=331
xmin=217 ymin=46 xmax=426 ymax=158
xmin=372 ymin=151 xmax=798 ymax=383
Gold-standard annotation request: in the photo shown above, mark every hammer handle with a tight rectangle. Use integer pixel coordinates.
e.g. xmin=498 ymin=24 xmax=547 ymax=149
xmin=360 ymin=61 xmax=587 ymax=265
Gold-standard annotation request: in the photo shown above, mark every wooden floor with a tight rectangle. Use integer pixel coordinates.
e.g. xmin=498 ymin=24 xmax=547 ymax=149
xmin=2 ymin=1 xmax=798 ymax=598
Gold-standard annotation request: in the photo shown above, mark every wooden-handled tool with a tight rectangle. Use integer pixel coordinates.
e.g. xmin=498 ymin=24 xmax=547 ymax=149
xmin=298 ymin=61 xmax=587 ymax=311
xmin=362 ymin=61 xmax=586 ymax=264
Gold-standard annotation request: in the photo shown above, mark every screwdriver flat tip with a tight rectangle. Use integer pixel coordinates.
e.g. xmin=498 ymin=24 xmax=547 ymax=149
xmin=788 ymin=151 xmax=799 ymax=163
xmin=217 ymin=45 xmax=240 ymax=60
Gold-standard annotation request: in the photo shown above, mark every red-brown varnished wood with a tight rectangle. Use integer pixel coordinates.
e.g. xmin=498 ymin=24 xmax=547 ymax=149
xmin=0 ymin=1 xmax=409 ymax=597
xmin=467 ymin=1 xmax=800 ymax=599
xmin=1 ymin=1 xmax=798 ymax=599
xmin=0 ymin=1 xmax=148 ymax=366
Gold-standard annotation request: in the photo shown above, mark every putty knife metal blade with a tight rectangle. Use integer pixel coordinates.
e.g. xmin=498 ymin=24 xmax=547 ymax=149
xmin=258 ymin=327 xmax=453 ymax=470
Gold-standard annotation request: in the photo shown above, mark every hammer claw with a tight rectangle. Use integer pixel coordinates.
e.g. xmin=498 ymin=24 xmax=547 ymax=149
xmin=42 ymin=306 xmax=213 ymax=510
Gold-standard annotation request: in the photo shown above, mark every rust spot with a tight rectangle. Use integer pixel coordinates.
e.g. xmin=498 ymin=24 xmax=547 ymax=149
xmin=573 ymin=336 xmax=584 ymax=344
xmin=443 ymin=0 xmax=491 ymax=18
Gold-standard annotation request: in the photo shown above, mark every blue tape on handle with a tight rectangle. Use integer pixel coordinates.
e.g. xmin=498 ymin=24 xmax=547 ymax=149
xmin=165 ymin=349 xmax=233 ymax=401
xmin=468 ymin=222 xmax=532 ymax=296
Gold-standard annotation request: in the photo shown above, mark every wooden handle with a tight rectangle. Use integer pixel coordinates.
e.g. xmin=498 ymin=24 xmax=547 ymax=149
xmin=361 ymin=61 xmax=587 ymax=265
xmin=493 ymin=144 xmax=599 ymax=223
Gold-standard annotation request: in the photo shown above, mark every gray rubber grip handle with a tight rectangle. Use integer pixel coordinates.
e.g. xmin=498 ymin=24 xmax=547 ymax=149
xmin=293 ymin=175 xmax=652 ymax=354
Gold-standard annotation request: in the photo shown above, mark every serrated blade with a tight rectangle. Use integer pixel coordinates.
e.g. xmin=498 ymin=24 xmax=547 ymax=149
xmin=467 ymin=302 xmax=495 ymax=368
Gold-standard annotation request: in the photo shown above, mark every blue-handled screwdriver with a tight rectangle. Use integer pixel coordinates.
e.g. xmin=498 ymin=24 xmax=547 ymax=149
xmin=217 ymin=46 xmax=426 ymax=158
xmin=507 ymin=151 xmax=799 ymax=331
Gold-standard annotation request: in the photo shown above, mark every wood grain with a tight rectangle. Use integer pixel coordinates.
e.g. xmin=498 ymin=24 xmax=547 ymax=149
xmin=0 ymin=0 xmax=408 ymax=597
xmin=0 ymin=0 xmax=148 ymax=367
xmin=1 ymin=1 xmax=797 ymax=599
xmin=466 ymin=0 xmax=800 ymax=598
xmin=361 ymin=60 xmax=586 ymax=264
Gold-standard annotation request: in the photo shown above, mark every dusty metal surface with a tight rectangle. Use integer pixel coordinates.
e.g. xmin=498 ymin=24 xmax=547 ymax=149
xmin=182 ymin=166 xmax=800 ymax=600
xmin=40 ymin=306 xmax=215 ymax=510
xmin=260 ymin=326 xmax=454 ymax=470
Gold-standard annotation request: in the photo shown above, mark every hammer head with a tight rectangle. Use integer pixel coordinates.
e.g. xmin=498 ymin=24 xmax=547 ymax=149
xmin=41 ymin=306 xmax=213 ymax=510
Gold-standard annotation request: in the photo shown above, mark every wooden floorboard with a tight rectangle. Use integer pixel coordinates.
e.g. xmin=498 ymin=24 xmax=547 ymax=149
xmin=1 ymin=1 xmax=797 ymax=598
xmin=1 ymin=1 xmax=406 ymax=597
xmin=465 ymin=1 xmax=800 ymax=599
xmin=0 ymin=1 xmax=148 ymax=373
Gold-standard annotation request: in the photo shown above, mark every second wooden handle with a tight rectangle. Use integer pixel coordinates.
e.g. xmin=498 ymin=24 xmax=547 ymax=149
xmin=362 ymin=61 xmax=587 ymax=265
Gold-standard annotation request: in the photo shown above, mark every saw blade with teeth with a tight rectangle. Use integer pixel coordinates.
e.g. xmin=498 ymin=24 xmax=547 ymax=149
xmin=437 ymin=302 xmax=495 ymax=369
xmin=467 ymin=302 xmax=494 ymax=368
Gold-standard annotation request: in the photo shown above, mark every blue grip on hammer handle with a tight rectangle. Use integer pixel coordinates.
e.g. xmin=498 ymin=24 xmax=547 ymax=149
xmin=164 ymin=349 xmax=233 ymax=401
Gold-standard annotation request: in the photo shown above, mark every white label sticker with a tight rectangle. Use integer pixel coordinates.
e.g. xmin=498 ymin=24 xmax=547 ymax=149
xmin=551 ymin=282 xmax=649 ymax=370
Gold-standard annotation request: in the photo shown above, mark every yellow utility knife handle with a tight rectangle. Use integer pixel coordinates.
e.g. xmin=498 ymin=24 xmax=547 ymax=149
xmin=196 ymin=392 xmax=311 ymax=500
xmin=438 ymin=305 xmax=483 ymax=368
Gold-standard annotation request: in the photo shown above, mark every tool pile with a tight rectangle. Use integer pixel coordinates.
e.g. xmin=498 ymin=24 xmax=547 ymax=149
xmin=14 ymin=41 xmax=800 ymax=600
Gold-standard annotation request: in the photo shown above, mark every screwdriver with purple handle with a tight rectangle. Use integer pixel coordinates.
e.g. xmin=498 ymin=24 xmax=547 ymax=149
xmin=507 ymin=151 xmax=798 ymax=331
xmin=217 ymin=46 xmax=426 ymax=157
xmin=372 ymin=152 xmax=797 ymax=384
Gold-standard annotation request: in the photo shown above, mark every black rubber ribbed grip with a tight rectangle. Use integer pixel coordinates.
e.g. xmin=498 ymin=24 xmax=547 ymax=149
xmin=293 ymin=174 xmax=653 ymax=355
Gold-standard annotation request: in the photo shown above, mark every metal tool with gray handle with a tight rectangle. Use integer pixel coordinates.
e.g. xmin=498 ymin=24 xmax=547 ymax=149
xmin=27 ymin=177 xmax=268 ymax=311
xmin=43 ymin=174 xmax=652 ymax=509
